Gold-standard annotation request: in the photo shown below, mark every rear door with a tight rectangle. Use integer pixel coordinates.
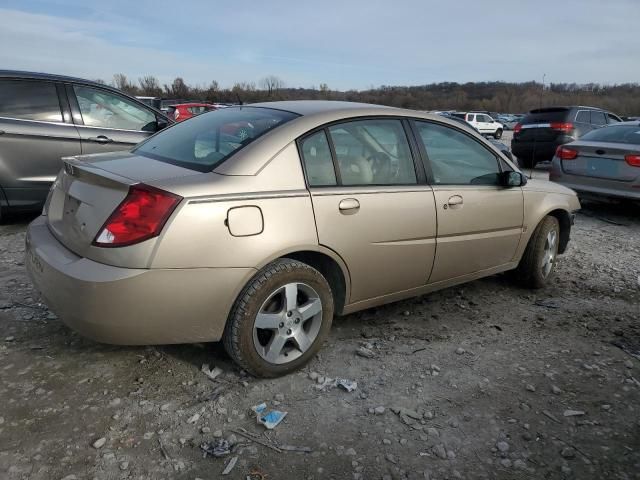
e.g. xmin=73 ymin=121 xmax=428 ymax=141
xmin=67 ymin=84 xmax=160 ymax=155
xmin=412 ymin=120 xmax=523 ymax=283
xmin=299 ymin=118 xmax=437 ymax=303
xmin=0 ymin=78 xmax=81 ymax=208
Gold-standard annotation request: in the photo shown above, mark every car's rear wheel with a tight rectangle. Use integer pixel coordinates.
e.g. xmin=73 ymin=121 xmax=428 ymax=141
xmin=518 ymin=157 xmax=536 ymax=169
xmin=514 ymin=216 xmax=560 ymax=288
xmin=223 ymin=258 xmax=334 ymax=377
xmin=494 ymin=128 xmax=503 ymax=139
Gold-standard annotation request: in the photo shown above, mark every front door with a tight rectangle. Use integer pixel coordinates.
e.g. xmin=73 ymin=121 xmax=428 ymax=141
xmin=67 ymin=84 xmax=159 ymax=154
xmin=0 ymin=78 xmax=81 ymax=208
xmin=298 ymin=119 xmax=437 ymax=303
xmin=411 ymin=120 xmax=524 ymax=283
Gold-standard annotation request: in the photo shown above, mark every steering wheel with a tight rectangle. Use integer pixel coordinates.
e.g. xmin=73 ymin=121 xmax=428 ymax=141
xmin=367 ymin=152 xmax=392 ymax=183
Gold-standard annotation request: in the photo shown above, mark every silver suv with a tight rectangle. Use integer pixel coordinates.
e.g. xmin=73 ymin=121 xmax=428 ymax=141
xmin=0 ymin=71 xmax=171 ymax=219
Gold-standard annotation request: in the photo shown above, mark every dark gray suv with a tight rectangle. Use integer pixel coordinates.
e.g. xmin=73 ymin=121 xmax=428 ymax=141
xmin=0 ymin=71 xmax=171 ymax=218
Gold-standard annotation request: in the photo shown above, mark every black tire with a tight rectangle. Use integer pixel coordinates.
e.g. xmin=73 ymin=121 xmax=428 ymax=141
xmin=514 ymin=216 xmax=560 ymax=289
xmin=518 ymin=157 xmax=535 ymax=169
xmin=222 ymin=258 xmax=334 ymax=377
xmin=494 ymin=129 xmax=503 ymax=139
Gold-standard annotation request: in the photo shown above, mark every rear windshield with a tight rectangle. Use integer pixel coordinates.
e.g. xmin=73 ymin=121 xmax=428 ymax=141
xmin=522 ymin=108 xmax=570 ymax=124
xmin=580 ymin=125 xmax=640 ymax=145
xmin=134 ymin=107 xmax=298 ymax=172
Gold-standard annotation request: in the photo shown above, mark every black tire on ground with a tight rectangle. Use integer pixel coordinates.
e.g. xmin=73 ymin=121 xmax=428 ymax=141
xmin=518 ymin=157 xmax=536 ymax=169
xmin=494 ymin=128 xmax=503 ymax=139
xmin=222 ymin=258 xmax=334 ymax=377
xmin=514 ymin=216 xmax=560 ymax=289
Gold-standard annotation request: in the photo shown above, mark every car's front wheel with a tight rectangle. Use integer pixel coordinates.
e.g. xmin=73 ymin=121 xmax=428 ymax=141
xmin=223 ymin=259 xmax=334 ymax=377
xmin=514 ymin=216 xmax=560 ymax=288
xmin=494 ymin=128 xmax=503 ymax=139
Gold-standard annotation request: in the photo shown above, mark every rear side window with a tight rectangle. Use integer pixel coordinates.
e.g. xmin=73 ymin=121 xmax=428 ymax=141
xmin=467 ymin=114 xmax=475 ymax=121
xmin=607 ymin=113 xmax=621 ymax=124
xmin=134 ymin=106 xmax=298 ymax=172
xmin=327 ymin=119 xmax=417 ymax=186
xmin=0 ymin=79 xmax=62 ymax=122
xmin=580 ymin=125 xmax=640 ymax=145
xmin=299 ymin=131 xmax=337 ymax=186
xmin=414 ymin=121 xmax=501 ymax=185
xmin=575 ymin=111 xmax=590 ymax=123
xmin=591 ymin=111 xmax=606 ymax=126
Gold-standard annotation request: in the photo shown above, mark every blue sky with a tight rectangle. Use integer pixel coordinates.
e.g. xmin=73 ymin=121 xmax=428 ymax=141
xmin=1 ymin=0 xmax=638 ymax=90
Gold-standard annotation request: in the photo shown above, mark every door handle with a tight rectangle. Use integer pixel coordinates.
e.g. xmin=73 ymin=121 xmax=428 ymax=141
xmin=338 ymin=198 xmax=360 ymax=214
xmin=87 ymin=135 xmax=113 ymax=144
xmin=444 ymin=195 xmax=463 ymax=209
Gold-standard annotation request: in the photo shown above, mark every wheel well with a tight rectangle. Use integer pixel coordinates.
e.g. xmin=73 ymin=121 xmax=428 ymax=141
xmin=547 ymin=209 xmax=571 ymax=253
xmin=282 ymin=251 xmax=347 ymax=315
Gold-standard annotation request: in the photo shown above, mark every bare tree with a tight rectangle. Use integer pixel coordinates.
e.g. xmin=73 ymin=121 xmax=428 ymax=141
xmin=260 ymin=75 xmax=285 ymax=97
xmin=164 ymin=77 xmax=190 ymax=99
xmin=112 ymin=73 xmax=137 ymax=95
xmin=138 ymin=76 xmax=162 ymax=97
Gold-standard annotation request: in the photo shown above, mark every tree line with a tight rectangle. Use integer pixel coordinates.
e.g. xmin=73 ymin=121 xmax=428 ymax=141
xmin=104 ymin=74 xmax=640 ymax=115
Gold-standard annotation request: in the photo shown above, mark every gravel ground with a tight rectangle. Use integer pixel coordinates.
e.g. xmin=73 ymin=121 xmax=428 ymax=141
xmin=1 ymin=169 xmax=639 ymax=480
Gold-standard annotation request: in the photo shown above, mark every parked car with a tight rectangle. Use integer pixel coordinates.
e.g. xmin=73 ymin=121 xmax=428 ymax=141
xmin=136 ymin=96 xmax=162 ymax=110
xmin=26 ymin=101 xmax=579 ymax=377
xmin=167 ymin=103 xmax=217 ymax=122
xmin=550 ymin=121 xmax=640 ymax=201
xmin=438 ymin=113 xmax=513 ymax=159
xmin=512 ymin=106 xmax=623 ymax=169
xmin=450 ymin=112 xmax=504 ymax=139
xmin=0 ymin=71 xmax=172 ymax=219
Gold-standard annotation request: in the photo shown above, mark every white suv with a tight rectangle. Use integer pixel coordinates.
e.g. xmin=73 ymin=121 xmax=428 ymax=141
xmin=454 ymin=112 xmax=504 ymax=139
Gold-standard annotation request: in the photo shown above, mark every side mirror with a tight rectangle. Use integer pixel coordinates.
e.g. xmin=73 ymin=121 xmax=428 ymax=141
xmin=501 ymin=171 xmax=527 ymax=187
xmin=156 ymin=117 xmax=170 ymax=131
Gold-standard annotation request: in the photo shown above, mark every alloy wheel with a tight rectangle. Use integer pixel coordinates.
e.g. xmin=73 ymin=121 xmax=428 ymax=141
xmin=541 ymin=229 xmax=558 ymax=278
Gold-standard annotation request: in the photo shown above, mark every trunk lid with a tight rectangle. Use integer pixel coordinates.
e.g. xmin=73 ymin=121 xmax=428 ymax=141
xmin=46 ymin=152 xmax=198 ymax=260
xmin=561 ymin=141 xmax=640 ymax=182
xmin=516 ymin=108 xmax=572 ymax=142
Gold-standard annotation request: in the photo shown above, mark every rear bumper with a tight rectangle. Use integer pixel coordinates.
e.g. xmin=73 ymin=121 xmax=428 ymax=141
xmin=511 ymin=139 xmax=568 ymax=162
xmin=25 ymin=216 xmax=255 ymax=345
xmin=549 ymin=159 xmax=640 ymax=201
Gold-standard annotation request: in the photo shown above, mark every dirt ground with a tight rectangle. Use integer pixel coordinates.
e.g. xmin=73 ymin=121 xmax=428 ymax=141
xmin=1 ymin=165 xmax=639 ymax=480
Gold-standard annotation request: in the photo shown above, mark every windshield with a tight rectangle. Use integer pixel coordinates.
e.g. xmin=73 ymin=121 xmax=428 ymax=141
xmin=134 ymin=106 xmax=299 ymax=172
xmin=580 ymin=124 xmax=640 ymax=145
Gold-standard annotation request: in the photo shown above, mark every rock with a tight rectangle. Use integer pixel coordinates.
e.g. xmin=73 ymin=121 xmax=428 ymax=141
xmin=560 ymin=447 xmax=576 ymax=459
xmin=160 ymin=403 xmax=171 ymax=412
xmin=424 ymin=410 xmax=434 ymax=420
xmin=430 ymin=364 xmax=440 ymax=372
xmin=109 ymin=398 xmax=121 ymax=407
xmin=391 ymin=407 xmax=421 ymax=420
xmin=522 ymin=432 xmax=533 ymax=441
xmin=563 ymin=410 xmax=586 ymax=417
xmin=500 ymin=459 xmax=512 ymax=468
xmin=345 ymin=447 xmax=356 ymax=456
xmin=317 ymin=375 xmax=326 ymax=384
xmin=0 ymin=417 xmax=4 ymax=425
xmin=496 ymin=441 xmax=510 ymax=453
xmin=514 ymin=459 xmax=526 ymax=469
xmin=309 ymin=371 xmax=319 ymax=381
xmin=226 ymin=434 xmax=238 ymax=445
xmin=119 ymin=461 xmax=129 ymax=470
xmin=624 ymin=360 xmax=634 ymax=369
xmin=446 ymin=450 xmax=456 ymax=460
xmin=385 ymin=453 xmax=398 ymax=464
xmin=92 ymin=437 xmax=107 ymax=449
xmin=602 ymin=404 xmax=611 ymax=411
xmin=5 ymin=336 xmax=15 ymax=342
xmin=213 ymin=430 xmax=223 ymax=438
xmin=455 ymin=347 xmax=465 ymax=355
xmin=551 ymin=385 xmax=562 ymax=395
xmin=274 ymin=393 xmax=285 ymax=402
xmin=382 ymin=438 xmax=391 ymax=445
xmin=427 ymin=427 xmax=439 ymax=437
xmin=432 ymin=444 xmax=447 ymax=459
xmin=525 ymin=384 xmax=536 ymax=392
xmin=374 ymin=406 xmax=385 ymax=415
xmin=399 ymin=438 xmax=408 ymax=445
xmin=403 ymin=310 xmax=410 ymax=316
xmin=187 ymin=412 xmax=200 ymax=424
xmin=356 ymin=346 xmax=376 ymax=358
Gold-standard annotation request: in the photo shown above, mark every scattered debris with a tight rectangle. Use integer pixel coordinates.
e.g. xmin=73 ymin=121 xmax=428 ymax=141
xmin=279 ymin=445 xmax=313 ymax=453
xmin=534 ymin=299 xmax=560 ymax=309
xmin=252 ymin=403 xmax=287 ymax=429
xmin=92 ymin=437 xmax=107 ymax=449
xmin=201 ymin=439 xmax=231 ymax=457
xmin=232 ymin=428 xmax=282 ymax=453
xmin=201 ymin=364 xmax=223 ymax=381
xmin=187 ymin=412 xmax=201 ymax=424
xmin=455 ymin=347 xmax=465 ymax=355
xmin=563 ymin=409 xmax=586 ymax=417
xmin=356 ymin=346 xmax=376 ymax=358
xmin=158 ymin=438 xmax=171 ymax=460
xmin=221 ymin=456 xmax=238 ymax=475
xmin=248 ymin=467 xmax=269 ymax=480
xmin=542 ymin=410 xmax=562 ymax=424
xmin=335 ymin=378 xmax=357 ymax=392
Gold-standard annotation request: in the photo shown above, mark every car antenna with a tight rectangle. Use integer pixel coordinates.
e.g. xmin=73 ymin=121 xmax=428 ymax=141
xmin=236 ymin=93 xmax=243 ymax=106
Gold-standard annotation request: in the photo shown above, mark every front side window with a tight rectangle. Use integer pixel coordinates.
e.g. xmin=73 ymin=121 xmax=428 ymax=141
xmin=327 ymin=119 xmax=417 ymax=185
xmin=300 ymin=131 xmax=337 ymax=186
xmin=414 ymin=121 xmax=501 ymax=185
xmin=134 ymin=106 xmax=298 ymax=172
xmin=74 ymin=85 xmax=156 ymax=131
xmin=0 ymin=79 xmax=62 ymax=122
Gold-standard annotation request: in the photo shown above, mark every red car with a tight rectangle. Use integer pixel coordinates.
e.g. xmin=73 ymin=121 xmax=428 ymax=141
xmin=167 ymin=103 xmax=216 ymax=122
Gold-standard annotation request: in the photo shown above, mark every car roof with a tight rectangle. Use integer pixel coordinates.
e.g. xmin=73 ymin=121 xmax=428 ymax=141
xmin=0 ymin=69 xmax=116 ymax=90
xmin=173 ymin=103 xmax=214 ymax=107
xmin=248 ymin=100 xmax=397 ymax=116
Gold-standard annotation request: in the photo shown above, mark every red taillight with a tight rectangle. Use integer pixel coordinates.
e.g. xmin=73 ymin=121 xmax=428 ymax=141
xmin=625 ymin=154 xmax=640 ymax=167
xmin=556 ymin=146 xmax=578 ymax=160
xmin=93 ymin=184 xmax=182 ymax=247
xmin=513 ymin=123 xmax=522 ymax=134
xmin=550 ymin=122 xmax=574 ymax=133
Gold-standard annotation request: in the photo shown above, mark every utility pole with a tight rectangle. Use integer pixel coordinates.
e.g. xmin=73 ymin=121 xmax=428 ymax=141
xmin=539 ymin=73 xmax=546 ymax=108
